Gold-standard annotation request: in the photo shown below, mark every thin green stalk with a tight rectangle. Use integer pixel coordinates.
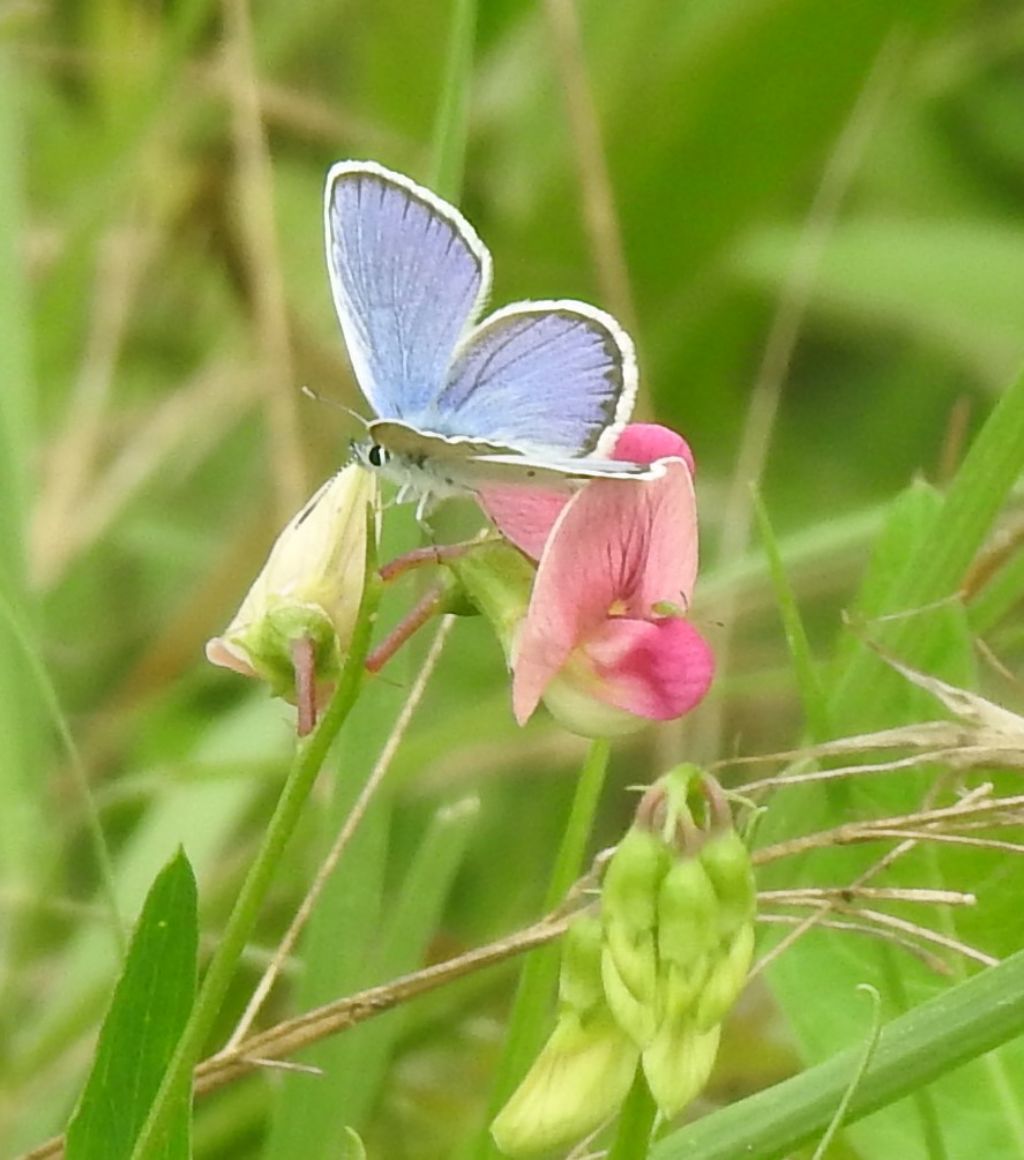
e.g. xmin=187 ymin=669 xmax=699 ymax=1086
xmin=607 ymin=1068 xmax=658 ymax=1160
xmin=0 ymin=43 xmax=47 ymax=981
xmin=128 ymin=561 xmax=382 ymax=1160
xmin=752 ymin=487 xmax=831 ymax=744
xmin=810 ymin=985 xmax=881 ymax=1160
xmin=476 ymin=738 xmax=611 ymax=1159
xmin=429 ymin=0 xmax=476 ymax=202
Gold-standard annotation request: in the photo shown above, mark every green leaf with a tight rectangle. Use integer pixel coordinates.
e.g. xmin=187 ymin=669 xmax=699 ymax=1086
xmin=66 ymin=849 xmax=198 ymax=1160
xmin=652 ymin=948 xmax=1024 ymax=1160
xmin=735 ymin=220 xmax=1024 ymax=385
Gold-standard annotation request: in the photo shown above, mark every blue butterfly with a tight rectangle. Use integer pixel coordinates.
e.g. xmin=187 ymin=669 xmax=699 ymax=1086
xmin=324 ymin=160 xmax=654 ymax=503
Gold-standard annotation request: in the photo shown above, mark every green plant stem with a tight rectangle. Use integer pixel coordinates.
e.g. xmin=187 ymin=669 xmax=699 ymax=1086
xmin=477 ymin=737 xmax=611 ymax=1158
xmin=128 ymin=566 xmax=381 ymax=1160
xmin=652 ymin=947 xmax=1024 ymax=1160
xmin=429 ymin=0 xmax=476 ymax=201
xmin=607 ymin=1068 xmax=658 ymax=1160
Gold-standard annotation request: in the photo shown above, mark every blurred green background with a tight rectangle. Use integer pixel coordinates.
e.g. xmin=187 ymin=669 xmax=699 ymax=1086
xmin=3 ymin=0 xmax=1024 ymax=1156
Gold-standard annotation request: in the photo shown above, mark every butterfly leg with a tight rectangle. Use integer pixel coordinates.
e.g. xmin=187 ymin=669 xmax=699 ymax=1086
xmin=414 ymin=491 xmax=440 ymax=531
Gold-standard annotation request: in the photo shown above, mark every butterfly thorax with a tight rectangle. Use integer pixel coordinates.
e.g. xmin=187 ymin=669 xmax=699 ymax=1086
xmin=350 ymin=434 xmax=469 ymax=502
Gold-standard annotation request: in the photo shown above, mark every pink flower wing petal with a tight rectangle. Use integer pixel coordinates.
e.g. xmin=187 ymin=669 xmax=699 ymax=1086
xmin=476 ymin=485 xmax=570 ymax=559
xmin=584 ymin=616 xmax=715 ymax=720
xmin=205 ymin=637 xmax=258 ymax=679
xmin=481 ymin=425 xmax=694 ymax=559
xmin=613 ymin=423 xmax=695 ymax=475
xmin=631 ymin=458 xmax=699 ymax=614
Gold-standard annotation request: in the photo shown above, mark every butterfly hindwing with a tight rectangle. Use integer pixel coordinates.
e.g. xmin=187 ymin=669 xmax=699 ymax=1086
xmin=428 ymin=301 xmax=636 ymax=457
xmin=324 ymin=161 xmax=492 ymax=422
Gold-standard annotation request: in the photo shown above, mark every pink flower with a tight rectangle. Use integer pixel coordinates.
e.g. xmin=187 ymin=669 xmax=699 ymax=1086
xmin=488 ymin=425 xmax=714 ymax=737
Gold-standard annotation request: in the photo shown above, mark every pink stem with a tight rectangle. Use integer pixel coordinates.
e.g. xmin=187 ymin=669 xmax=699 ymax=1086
xmin=291 ymin=637 xmax=317 ymax=737
xmin=365 ymin=585 xmax=448 ymax=673
xmin=379 ymin=541 xmax=476 ymax=584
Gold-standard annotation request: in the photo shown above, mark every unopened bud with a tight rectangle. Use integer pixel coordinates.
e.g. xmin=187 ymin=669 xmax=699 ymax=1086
xmin=206 ymin=465 xmax=377 ymax=705
xmin=693 ymin=923 xmax=756 ymax=1031
xmin=600 ymin=827 xmax=673 ymax=1045
xmin=642 ymin=1018 xmax=721 ymax=1118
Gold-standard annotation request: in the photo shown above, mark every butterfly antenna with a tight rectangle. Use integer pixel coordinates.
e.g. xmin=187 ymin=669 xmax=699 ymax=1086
xmin=300 ymin=385 xmax=370 ymax=429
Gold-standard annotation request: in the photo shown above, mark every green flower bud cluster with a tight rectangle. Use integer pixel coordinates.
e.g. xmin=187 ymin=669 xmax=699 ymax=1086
xmin=491 ymin=765 xmax=756 ymax=1157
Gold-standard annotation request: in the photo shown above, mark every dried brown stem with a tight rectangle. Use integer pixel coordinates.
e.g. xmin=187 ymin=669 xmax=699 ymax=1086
xmin=754 ymin=912 xmax=952 ymax=977
xmin=759 ymin=886 xmax=976 ymax=907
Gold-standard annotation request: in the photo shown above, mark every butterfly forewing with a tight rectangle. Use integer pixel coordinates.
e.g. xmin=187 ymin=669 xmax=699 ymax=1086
xmin=324 ymin=161 xmax=492 ymax=422
xmin=433 ymin=301 xmax=637 ymax=457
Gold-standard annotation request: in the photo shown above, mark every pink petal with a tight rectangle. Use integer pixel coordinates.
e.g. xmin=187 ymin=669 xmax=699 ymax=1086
xmin=480 ymin=425 xmax=695 ymax=559
xmin=583 ymin=616 xmax=715 ymax=720
xmin=613 ymin=424 xmax=695 ymax=475
xmin=205 ymin=637 xmax=258 ymax=679
xmin=511 ymin=460 xmax=700 ymax=719
xmin=476 ymin=484 xmax=570 ymax=559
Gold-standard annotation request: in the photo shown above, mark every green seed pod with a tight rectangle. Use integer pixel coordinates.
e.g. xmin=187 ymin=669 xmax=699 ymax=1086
xmin=603 ymin=827 xmax=674 ymax=935
xmin=658 ymin=957 xmax=710 ymax=1025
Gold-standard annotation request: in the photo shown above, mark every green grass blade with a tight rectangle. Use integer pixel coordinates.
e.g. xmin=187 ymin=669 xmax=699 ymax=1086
xmin=760 ymin=369 xmax=1024 ymax=1157
xmin=66 ymin=850 xmax=198 ymax=1160
xmin=967 ymin=544 xmax=1024 ymax=636
xmin=753 ymin=488 xmax=831 ymax=743
xmin=652 ymin=948 xmax=1024 ymax=1160
xmin=0 ymin=44 xmax=47 ymax=971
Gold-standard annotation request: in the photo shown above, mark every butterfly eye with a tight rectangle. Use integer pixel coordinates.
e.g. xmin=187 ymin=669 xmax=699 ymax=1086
xmin=367 ymin=444 xmax=387 ymax=468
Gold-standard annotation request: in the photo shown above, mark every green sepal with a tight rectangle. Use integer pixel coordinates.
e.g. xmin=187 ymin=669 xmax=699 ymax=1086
xmin=236 ymin=604 xmax=342 ymax=699
xmin=444 ymin=540 xmax=536 ymax=656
